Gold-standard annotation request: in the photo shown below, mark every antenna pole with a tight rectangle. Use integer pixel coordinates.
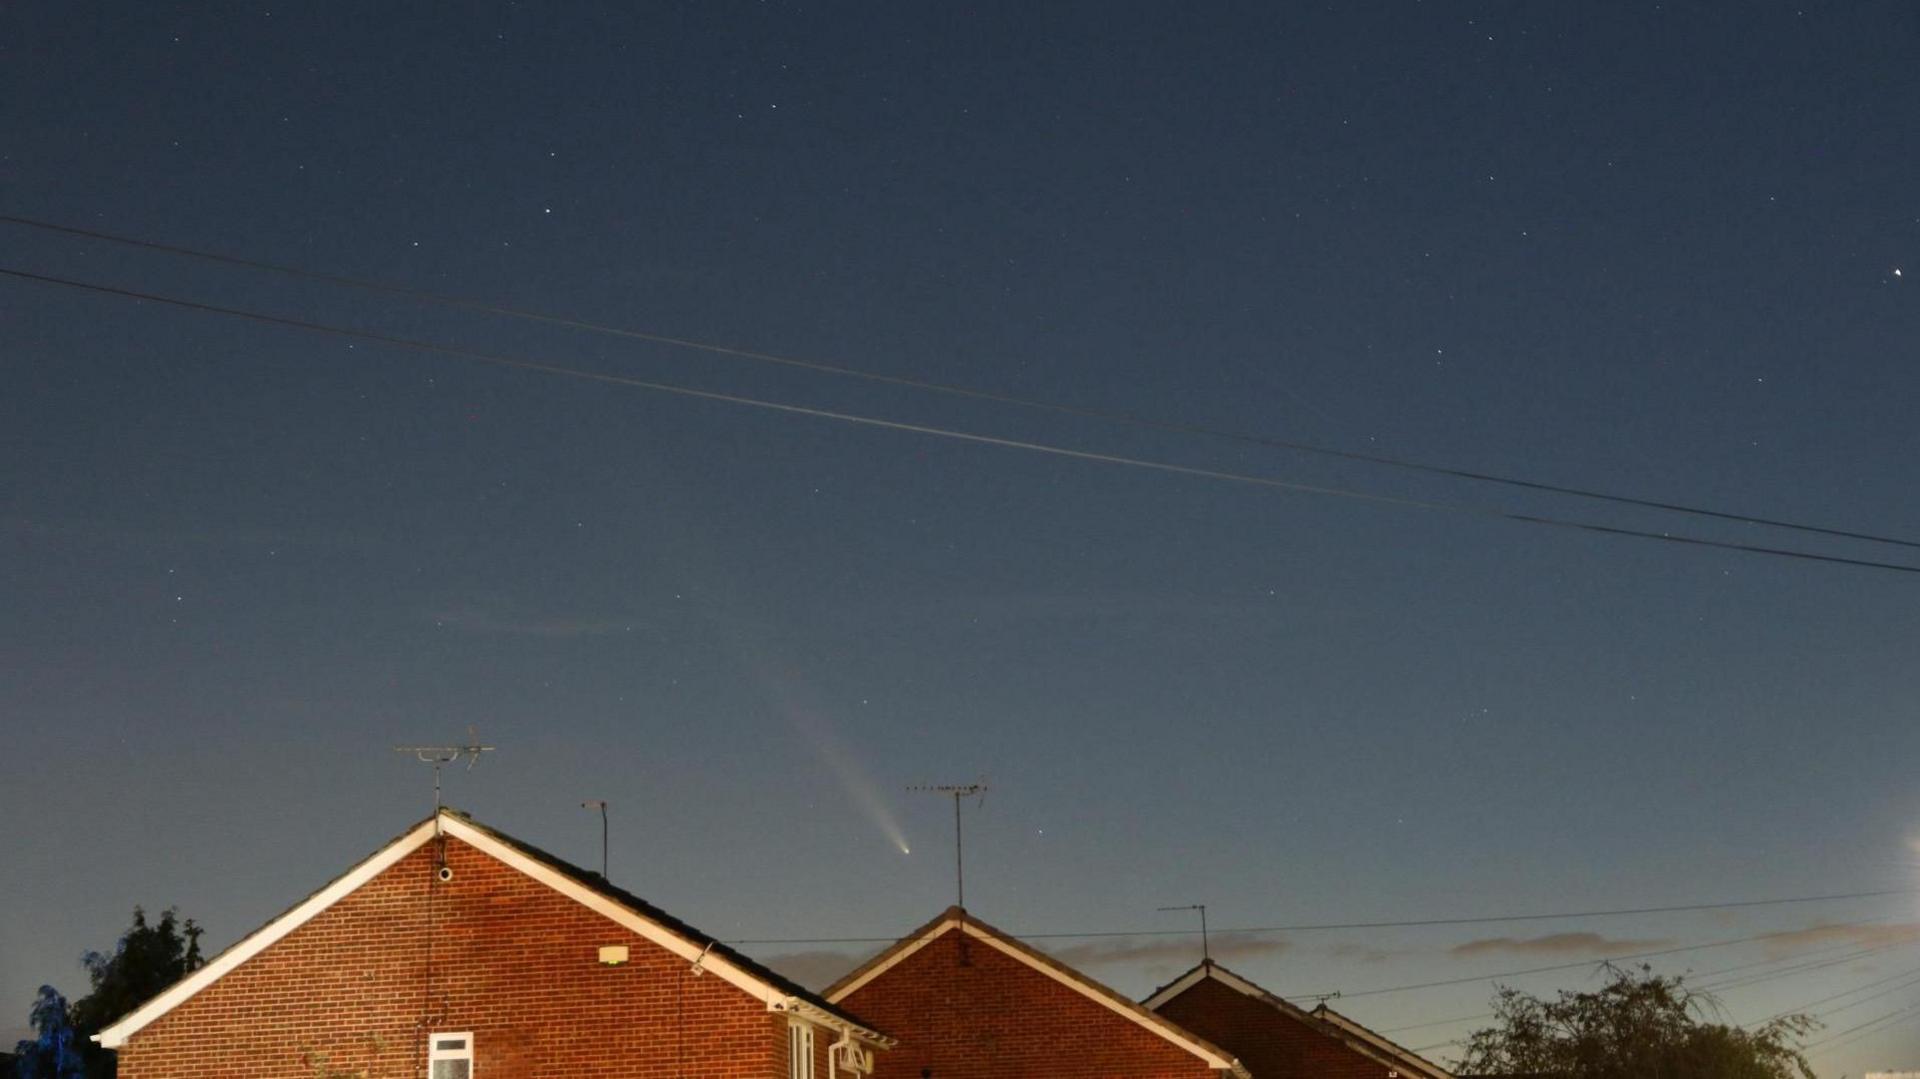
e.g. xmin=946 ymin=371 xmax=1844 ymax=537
xmin=909 ymin=781 xmax=987 ymax=909
xmin=954 ymin=791 xmax=964 ymax=908
xmin=582 ymin=800 xmax=609 ymax=878
xmin=1157 ymin=903 xmax=1210 ymax=962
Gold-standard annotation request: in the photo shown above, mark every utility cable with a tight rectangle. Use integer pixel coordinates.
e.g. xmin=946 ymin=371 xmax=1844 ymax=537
xmin=728 ymin=888 xmax=1914 ymax=945
xmin=1067 ymin=891 xmax=1917 ymax=942
xmin=1367 ymin=933 xmax=1920 ymax=1059
xmin=9 ymin=266 xmax=1920 ymax=578
xmin=1694 ymin=937 xmax=1900 ymax=986
xmin=1809 ymin=1005 xmax=1920 ymax=1056
xmin=1706 ymin=940 xmax=1920 ymax=993
xmin=1284 ymin=915 xmax=1906 ymax=1003
xmin=1294 ymin=939 xmax=1749 ymax=1003
xmin=1760 ymin=966 xmax=1920 ymax=1028
xmin=5 ymin=212 xmax=1917 ymax=554
xmin=1812 ymin=1006 xmax=1920 ymax=1052
xmin=1379 ymin=1011 xmax=1495 ymax=1036
xmin=1805 ymin=997 xmax=1920 ymax=1053
xmin=1378 ymin=935 xmax=1917 ymax=1037
xmin=1420 ymin=978 xmax=1920 ymax=1057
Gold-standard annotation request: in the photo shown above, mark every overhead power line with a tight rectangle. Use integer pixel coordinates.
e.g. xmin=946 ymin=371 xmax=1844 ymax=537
xmin=7 ymin=265 xmax=1920 ymax=579
xmin=1379 ymin=935 xmax=1920 ymax=1037
xmin=1040 ymin=888 xmax=1918 ymax=942
xmin=718 ymin=888 xmax=1912 ymax=947
xmin=5 ymin=212 xmax=1917 ymax=554
xmin=1805 ymin=997 xmax=1920 ymax=1054
xmin=1303 ymin=938 xmax=1774 ymax=1002
xmin=1708 ymin=940 xmax=1920 ymax=993
xmin=1379 ymin=1010 xmax=1497 ymax=1037
xmin=1759 ymin=964 xmax=1920 ymax=1028
xmin=1286 ymin=915 xmax=1910 ymax=1003
xmin=1696 ymin=936 xmax=1905 ymax=987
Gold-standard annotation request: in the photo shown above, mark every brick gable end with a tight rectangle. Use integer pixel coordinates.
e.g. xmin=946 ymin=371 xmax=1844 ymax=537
xmin=839 ymin=931 xmax=1217 ymax=1079
xmin=1156 ymin=978 xmax=1400 ymax=1079
xmin=116 ymin=837 xmax=788 ymax=1079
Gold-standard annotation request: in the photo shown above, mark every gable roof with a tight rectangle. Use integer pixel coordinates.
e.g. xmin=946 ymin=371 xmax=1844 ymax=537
xmin=826 ymin=907 xmax=1245 ymax=1075
xmin=1144 ymin=961 xmax=1453 ymax=1079
xmin=1308 ymin=1004 xmax=1457 ymax=1079
xmin=96 ymin=808 xmax=889 ymax=1049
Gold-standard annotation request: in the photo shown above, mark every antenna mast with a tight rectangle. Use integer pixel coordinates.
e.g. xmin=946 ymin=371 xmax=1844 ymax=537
xmin=393 ymin=725 xmax=495 ymax=820
xmin=582 ymin=800 xmax=609 ymax=878
xmin=1157 ymin=903 xmax=1210 ymax=962
xmin=908 ymin=781 xmax=987 ymax=908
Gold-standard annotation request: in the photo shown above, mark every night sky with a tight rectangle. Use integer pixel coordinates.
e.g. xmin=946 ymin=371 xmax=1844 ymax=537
xmin=4 ymin=3 xmax=1918 ymax=1074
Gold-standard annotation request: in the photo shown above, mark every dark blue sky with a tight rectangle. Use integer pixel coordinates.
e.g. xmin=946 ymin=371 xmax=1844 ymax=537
xmin=4 ymin=3 xmax=1918 ymax=1073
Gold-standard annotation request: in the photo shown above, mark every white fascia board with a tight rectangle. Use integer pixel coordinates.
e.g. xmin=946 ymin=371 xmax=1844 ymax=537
xmin=1314 ymin=1010 xmax=1456 ymax=1079
xmin=1141 ymin=964 xmax=1214 ymax=1011
xmin=1150 ymin=963 xmax=1293 ymax=1014
xmin=1205 ymin=965 xmax=1274 ymax=1001
xmin=1150 ymin=963 xmax=1450 ymax=1079
xmin=1202 ymin=964 xmax=1324 ymax=1026
xmin=785 ymin=1000 xmax=897 ymax=1049
xmin=95 ymin=819 xmax=442 ymax=1048
xmin=99 ymin=814 xmax=886 ymax=1051
xmin=823 ymin=915 xmax=962 ymax=1003
xmin=961 ymin=926 xmax=1237 ymax=1072
xmin=828 ymin=916 xmax=1231 ymax=1071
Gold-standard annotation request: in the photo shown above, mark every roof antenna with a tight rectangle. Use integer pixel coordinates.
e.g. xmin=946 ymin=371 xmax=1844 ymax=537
xmin=907 ymin=781 xmax=987 ymax=909
xmin=1158 ymin=904 xmax=1210 ymax=963
xmin=582 ymin=799 xmax=609 ymax=879
xmin=393 ymin=725 xmax=496 ymax=827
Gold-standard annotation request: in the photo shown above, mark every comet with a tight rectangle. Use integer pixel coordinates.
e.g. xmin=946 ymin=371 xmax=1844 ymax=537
xmin=748 ymin=657 xmax=911 ymax=855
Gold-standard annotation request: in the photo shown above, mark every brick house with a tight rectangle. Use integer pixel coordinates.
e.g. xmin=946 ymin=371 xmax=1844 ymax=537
xmin=824 ymin=907 xmax=1245 ymax=1079
xmin=1144 ymin=961 xmax=1451 ymax=1079
xmin=94 ymin=809 xmax=892 ymax=1078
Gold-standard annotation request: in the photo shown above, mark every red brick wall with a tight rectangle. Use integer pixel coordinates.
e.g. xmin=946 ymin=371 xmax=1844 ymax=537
xmin=1154 ymin=978 xmax=1400 ymax=1079
xmin=116 ymin=836 xmax=793 ymax=1079
xmin=837 ymin=929 xmax=1218 ymax=1079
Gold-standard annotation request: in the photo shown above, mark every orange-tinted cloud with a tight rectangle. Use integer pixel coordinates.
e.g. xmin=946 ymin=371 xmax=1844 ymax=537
xmin=1450 ymin=932 xmax=1674 ymax=957
xmin=1753 ymin=921 xmax=1920 ymax=957
xmin=759 ymin=948 xmax=877 ymax=990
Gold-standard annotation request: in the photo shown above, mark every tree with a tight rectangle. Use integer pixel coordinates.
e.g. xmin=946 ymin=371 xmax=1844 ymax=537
xmin=1456 ymin=964 xmax=1817 ymax=1079
xmin=12 ymin=986 xmax=84 ymax=1079
xmin=64 ymin=908 xmax=205 ymax=1079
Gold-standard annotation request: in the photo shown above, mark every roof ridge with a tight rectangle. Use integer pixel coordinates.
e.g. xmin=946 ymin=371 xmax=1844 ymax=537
xmin=1309 ymin=1005 xmax=1456 ymax=1079
xmin=96 ymin=810 xmax=887 ymax=1048
xmin=1144 ymin=960 xmax=1452 ymax=1079
xmin=828 ymin=907 xmax=1245 ymax=1076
